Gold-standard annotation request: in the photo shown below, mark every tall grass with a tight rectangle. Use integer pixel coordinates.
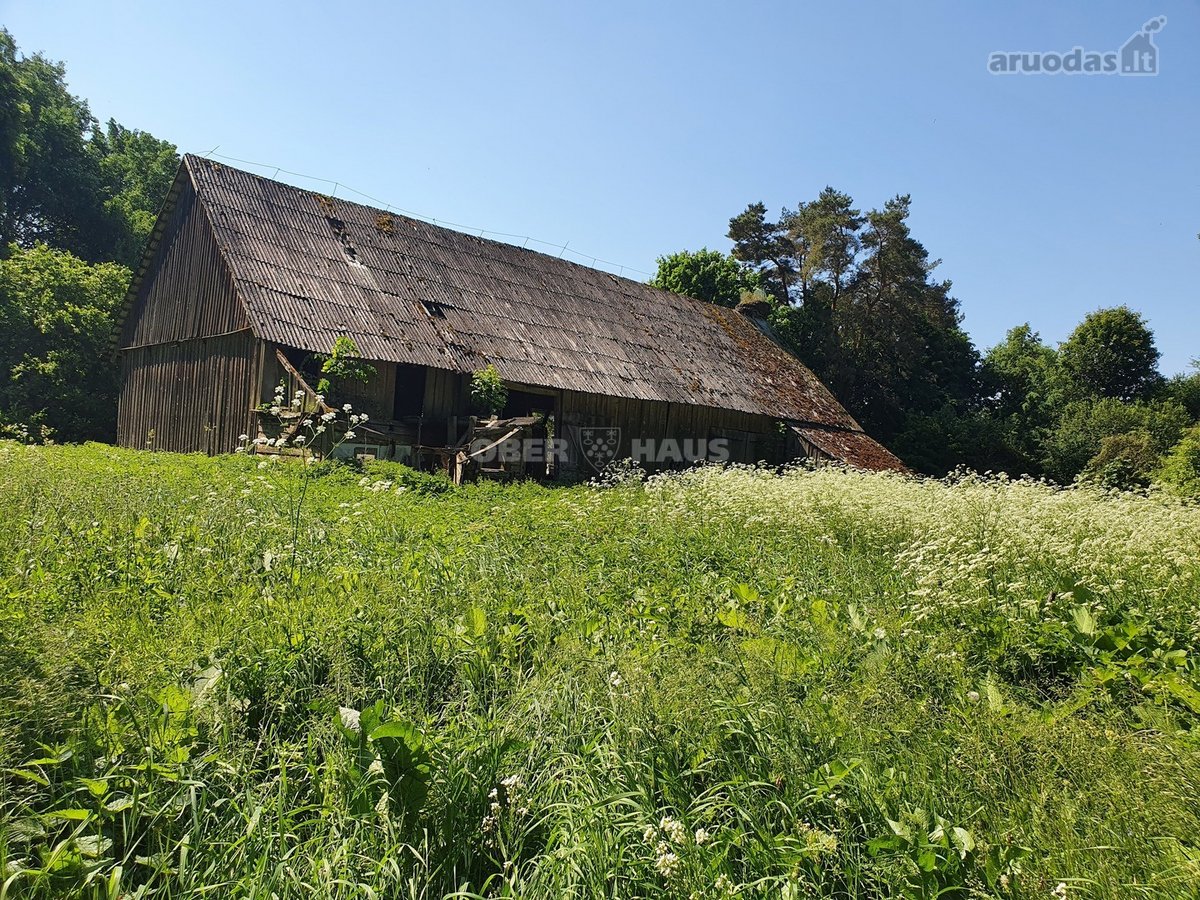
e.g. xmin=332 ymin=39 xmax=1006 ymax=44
xmin=1 ymin=442 xmax=1198 ymax=898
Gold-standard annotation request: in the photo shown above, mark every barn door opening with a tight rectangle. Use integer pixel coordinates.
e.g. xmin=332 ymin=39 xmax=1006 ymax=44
xmin=393 ymin=364 xmax=427 ymax=419
xmin=502 ymin=388 xmax=556 ymax=418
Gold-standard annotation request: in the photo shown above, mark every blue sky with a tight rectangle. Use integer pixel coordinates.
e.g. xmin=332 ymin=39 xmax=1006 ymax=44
xmin=4 ymin=0 xmax=1197 ymax=373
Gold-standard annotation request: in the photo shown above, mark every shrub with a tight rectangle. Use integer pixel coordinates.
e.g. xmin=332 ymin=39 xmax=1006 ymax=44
xmin=1079 ymin=430 xmax=1158 ymax=489
xmin=469 ymin=365 xmax=508 ymax=418
xmin=314 ymin=335 xmax=375 ymax=396
xmin=1155 ymin=424 xmax=1200 ymax=496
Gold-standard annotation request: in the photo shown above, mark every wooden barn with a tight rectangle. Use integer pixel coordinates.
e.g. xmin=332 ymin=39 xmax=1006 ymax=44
xmin=115 ymin=156 xmax=903 ymax=477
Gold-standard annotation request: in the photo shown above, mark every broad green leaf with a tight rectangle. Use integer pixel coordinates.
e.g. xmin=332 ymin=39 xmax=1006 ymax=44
xmin=465 ymin=606 xmax=487 ymax=638
xmin=1071 ymin=606 xmax=1096 ymax=638
xmin=717 ymin=608 xmax=754 ymax=631
xmin=45 ymin=808 xmax=94 ymax=822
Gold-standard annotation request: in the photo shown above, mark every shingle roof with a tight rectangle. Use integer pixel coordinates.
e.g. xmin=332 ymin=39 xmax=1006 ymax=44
xmin=161 ymin=156 xmax=902 ymax=468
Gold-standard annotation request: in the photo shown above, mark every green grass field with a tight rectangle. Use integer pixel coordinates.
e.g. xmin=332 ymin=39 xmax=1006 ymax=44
xmin=2 ymin=442 xmax=1199 ymax=899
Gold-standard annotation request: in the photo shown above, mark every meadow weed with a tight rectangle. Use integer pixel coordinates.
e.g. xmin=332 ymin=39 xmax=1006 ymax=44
xmin=1 ymin=443 xmax=1198 ymax=898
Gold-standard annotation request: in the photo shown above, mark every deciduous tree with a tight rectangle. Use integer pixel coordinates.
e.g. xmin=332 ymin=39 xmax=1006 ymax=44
xmin=0 ymin=243 xmax=130 ymax=441
xmin=1058 ymin=306 xmax=1162 ymax=402
xmin=649 ymin=248 xmax=759 ymax=308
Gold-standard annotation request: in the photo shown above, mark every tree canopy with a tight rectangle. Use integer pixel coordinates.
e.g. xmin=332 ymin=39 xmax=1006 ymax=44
xmin=0 ymin=29 xmax=178 ymax=268
xmin=649 ymin=248 xmax=760 ymax=308
xmin=1058 ymin=306 xmax=1162 ymax=402
xmin=0 ymin=242 xmax=130 ymax=441
xmin=672 ymin=188 xmax=1195 ymax=485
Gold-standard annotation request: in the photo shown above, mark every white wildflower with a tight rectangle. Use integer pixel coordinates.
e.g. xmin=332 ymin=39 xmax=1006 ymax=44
xmin=659 ymin=816 xmax=686 ymax=845
xmin=654 ymin=843 xmax=680 ymax=878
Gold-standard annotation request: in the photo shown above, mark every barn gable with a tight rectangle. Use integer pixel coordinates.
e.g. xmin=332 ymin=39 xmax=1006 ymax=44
xmin=116 ymin=168 xmax=261 ymax=453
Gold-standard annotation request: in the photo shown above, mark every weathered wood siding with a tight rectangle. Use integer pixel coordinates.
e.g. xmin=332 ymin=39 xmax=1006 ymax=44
xmin=117 ymin=178 xmax=260 ymax=453
xmin=423 ymin=368 xmax=464 ymax=419
xmin=335 ymin=361 xmax=397 ymax=419
xmin=119 ymin=332 xmax=260 ymax=454
xmin=555 ymin=387 xmax=786 ymax=476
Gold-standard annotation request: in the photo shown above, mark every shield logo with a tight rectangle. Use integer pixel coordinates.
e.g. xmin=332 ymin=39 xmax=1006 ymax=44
xmin=575 ymin=426 xmax=621 ymax=472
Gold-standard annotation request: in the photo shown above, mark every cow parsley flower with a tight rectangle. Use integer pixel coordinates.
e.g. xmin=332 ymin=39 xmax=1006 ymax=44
xmin=659 ymin=816 xmax=686 ymax=845
xmin=654 ymin=842 xmax=680 ymax=878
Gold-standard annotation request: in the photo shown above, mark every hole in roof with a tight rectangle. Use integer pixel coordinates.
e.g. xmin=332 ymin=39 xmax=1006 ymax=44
xmin=326 ymin=215 xmax=361 ymax=265
xmin=421 ymin=300 xmax=446 ymax=319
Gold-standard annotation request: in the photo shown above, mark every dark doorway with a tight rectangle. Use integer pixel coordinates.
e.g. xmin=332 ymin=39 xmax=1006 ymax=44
xmin=393 ymin=365 xmax=427 ymax=418
xmin=503 ymin=388 xmax=556 ymax=418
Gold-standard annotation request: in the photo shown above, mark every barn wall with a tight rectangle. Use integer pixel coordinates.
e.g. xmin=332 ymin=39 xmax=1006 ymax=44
xmin=117 ymin=178 xmax=261 ymax=453
xmin=556 ymin=387 xmax=788 ymax=476
xmin=335 ymin=360 xmax=396 ymax=418
xmin=118 ymin=331 xmax=260 ymax=454
xmin=424 ymin=367 xmax=464 ymax=419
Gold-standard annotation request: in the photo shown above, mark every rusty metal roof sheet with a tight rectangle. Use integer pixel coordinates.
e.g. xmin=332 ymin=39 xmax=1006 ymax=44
xmin=791 ymin=425 xmax=907 ymax=472
xmin=172 ymin=156 xmax=900 ymax=467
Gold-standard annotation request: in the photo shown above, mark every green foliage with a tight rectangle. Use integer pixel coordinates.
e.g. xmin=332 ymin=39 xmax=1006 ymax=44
xmin=362 ymin=458 xmax=454 ymax=494
xmin=469 ymin=364 xmax=508 ymax=417
xmin=313 ymin=335 xmax=375 ymax=397
xmin=0 ymin=30 xmax=178 ymax=267
xmin=710 ymin=192 xmax=1190 ymax=479
xmin=1059 ymin=306 xmax=1162 ymax=402
xmin=724 ymin=192 xmax=979 ymax=447
xmin=829 ymin=194 xmax=979 ymax=440
xmin=1044 ymin=397 xmax=1189 ymax=483
xmin=3 ymin=446 xmax=1200 ymax=898
xmin=977 ymin=324 xmax=1064 ymax=473
xmin=649 ymin=248 xmax=759 ymax=308
xmin=784 ymin=186 xmax=863 ymax=304
xmin=1155 ymin=424 xmax=1200 ymax=496
xmin=726 ymin=201 xmax=796 ymax=302
xmin=1163 ymin=360 xmax=1200 ymax=420
xmin=90 ymin=120 xmax=180 ymax=267
xmin=0 ymin=242 xmax=130 ymax=440
xmin=1079 ymin=430 xmax=1158 ymax=490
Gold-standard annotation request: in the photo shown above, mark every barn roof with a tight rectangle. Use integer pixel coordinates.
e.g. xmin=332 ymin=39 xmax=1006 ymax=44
xmin=127 ymin=155 xmax=904 ymax=469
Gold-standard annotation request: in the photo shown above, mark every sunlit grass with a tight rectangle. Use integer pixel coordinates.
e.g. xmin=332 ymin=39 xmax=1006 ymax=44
xmin=2 ymin=442 xmax=1198 ymax=898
